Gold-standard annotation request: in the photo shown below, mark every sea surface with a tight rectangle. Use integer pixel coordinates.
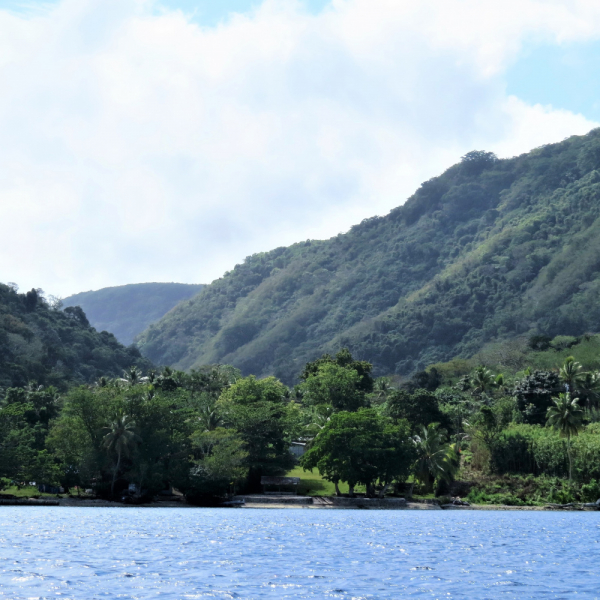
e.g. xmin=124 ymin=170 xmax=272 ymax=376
xmin=0 ymin=507 xmax=598 ymax=599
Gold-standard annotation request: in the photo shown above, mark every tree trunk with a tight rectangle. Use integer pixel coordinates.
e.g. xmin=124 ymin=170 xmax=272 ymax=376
xmin=379 ymin=483 xmax=391 ymax=499
xmin=111 ymin=450 xmax=121 ymax=496
xmin=567 ymin=436 xmax=572 ymax=481
xmin=348 ymin=484 xmax=355 ymax=498
xmin=334 ymin=481 xmax=341 ymax=497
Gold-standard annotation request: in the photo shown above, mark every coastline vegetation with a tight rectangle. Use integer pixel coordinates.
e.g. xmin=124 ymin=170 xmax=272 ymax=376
xmin=2 ymin=340 xmax=600 ymax=507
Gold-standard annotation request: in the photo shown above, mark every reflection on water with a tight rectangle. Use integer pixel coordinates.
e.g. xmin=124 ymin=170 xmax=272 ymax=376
xmin=0 ymin=507 xmax=599 ymax=599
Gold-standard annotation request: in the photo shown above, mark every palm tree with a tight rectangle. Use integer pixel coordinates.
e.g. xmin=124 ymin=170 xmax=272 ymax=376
xmin=558 ymin=358 xmax=584 ymax=394
xmin=102 ymin=414 xmax=140 ymax=496
xmin=471 ymin=366 xmax=495 ymax=396
xmin=95 ymin=376 xmax=109 ymax=388
xmin=546 ymin=393 xmax=583 ymax=481
xmin=372 ymin=377 xmax=394 ymax=404
xmin=198 ymin=403 xmax=223 ymax=432
xmin=412 ymin=423 xmax=458 ymax=492
xmin=302 ymin=404 xmax=335 ymax=441
xmin=119 ymin=366 xmax=148 ymax=387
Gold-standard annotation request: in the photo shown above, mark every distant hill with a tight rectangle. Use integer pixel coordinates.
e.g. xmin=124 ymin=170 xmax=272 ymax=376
xmin=0 ymin=284 xmax=153 ymax=390
xmin=136 ymin=129 xmax=600 ymax=384
xmin=63 ymin=283 xmax=204 ymax=345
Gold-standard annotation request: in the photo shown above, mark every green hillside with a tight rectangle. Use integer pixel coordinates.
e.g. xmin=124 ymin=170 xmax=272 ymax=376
xmin=0 ymin=284 xmax=152 ymax=391
xmin=137 ymin=130 xmax=600 ymax=384
xmin=63 ymin=282 xmax=204 ymax=345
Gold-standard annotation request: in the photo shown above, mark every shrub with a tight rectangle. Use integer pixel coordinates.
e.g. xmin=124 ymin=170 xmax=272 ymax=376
xmin=489 ymin=424 xmax=600 ymax=482
xmin=580 ymin=479 xmax=600 ymax=503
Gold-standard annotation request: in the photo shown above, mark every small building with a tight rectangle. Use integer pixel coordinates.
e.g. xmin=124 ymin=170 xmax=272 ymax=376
xmin=260 ymin=476 xmax=300 ymax=495
xmin=290 ymin=442 xmax=306 ymax=458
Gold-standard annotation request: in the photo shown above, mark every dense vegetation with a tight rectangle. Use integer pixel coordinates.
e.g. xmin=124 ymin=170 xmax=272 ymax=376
xmin=63 ymin=283 xmax=204 ymax=345
xmin=0 ymin=283 xmax=152 ymax=392
xmin=137 ymin=130 xmax=600 ymax=384
xmin=2 ymin=342 xmax=599 ymax=506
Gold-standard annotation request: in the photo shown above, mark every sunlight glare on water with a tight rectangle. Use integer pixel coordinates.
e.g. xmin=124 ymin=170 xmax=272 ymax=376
xmin=0 ymin=507 xmax=599 ymax=599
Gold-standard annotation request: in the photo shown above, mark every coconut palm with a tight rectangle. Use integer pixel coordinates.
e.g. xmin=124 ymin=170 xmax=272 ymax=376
xmin=95 ymin=376 xmax=109 ymax=388
xmin=119 ymin=366 xmax=148 ymax=387
xmin=471 ymin=366 xmax=495 ymax=396
xmin=558 ymin=358 xmax=584 ymax=393
xmin=372 ymin=377 xmax=394 ymax=403
xmin=494 ymin=373 xmax=508 ymax=394
xmin=546 ymin=393 xmax=583 ymax=480
xmin=305 ymin=404 xmax=335 ymax=439
xmin=103 ymin=414 xmax=140 ymax=495
xmin=412 ymin=423 xmax=458 ymax=492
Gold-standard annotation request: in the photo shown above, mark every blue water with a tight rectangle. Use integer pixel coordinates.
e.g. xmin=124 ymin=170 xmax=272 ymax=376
xmin=0 ymin=508 xmax=598 ymax=599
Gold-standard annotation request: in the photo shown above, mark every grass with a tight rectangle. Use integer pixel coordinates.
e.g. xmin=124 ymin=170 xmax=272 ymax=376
xmin=285 ymin=466 xmax=366 ymax=496
xmin=0 ymin=485 xmax=60 ymax=499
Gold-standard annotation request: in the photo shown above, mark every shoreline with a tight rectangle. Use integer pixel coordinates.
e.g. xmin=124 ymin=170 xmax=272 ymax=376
xmin=1 ymin=496 xmax=598 ymax=511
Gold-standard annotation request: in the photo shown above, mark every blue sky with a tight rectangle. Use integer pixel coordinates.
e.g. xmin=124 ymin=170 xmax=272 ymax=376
xmin=0 ymin=0 xmax=331 ymax=23
xmin=158 ymin=0 xmax=331 ymax=24
xmin=506 ymin=40 xmax=600 ymax=122
xmin=0 ymin=0 xmax=599 ymax=295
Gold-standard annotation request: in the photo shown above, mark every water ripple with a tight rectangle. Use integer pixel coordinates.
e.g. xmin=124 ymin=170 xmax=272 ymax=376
xmin=0 ymin=508 xmax=598 ymax=598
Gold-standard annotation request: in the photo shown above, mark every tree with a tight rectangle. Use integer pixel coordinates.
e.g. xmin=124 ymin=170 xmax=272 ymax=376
xmin=546 ymin=393 xmax=583 ymax=481
xmin=102 ymin=414 xmax=140 ymax=495
xmin=579 ymin=371 xmax=600 ymax=409
xmin=558 ymin=357 xmax=585 ymax=394
xmin=186 ymin=428 xmax=248 ymax=501
xmin=371 ymin=377 xmax=394 ymax=404
xmin=300 ymin=362 xmax=365 ymax=412
xmin=119 ymin=366 xmax=148 ymax=387
xmin=412 ymin=423 xmax=458 ymax=493
xmin=301 ymin=409 xmax=414 ymax=497
xmin=405 ymin=368 xmax=441 ymax=393
xmin=373 ymin=420 xmax=416 ymax=498
xmin=217 ymin=376 xmax=296 ymax=490
xmin=300 ymin=348 xmax=374 ymax=393
xmin=385 ymin=388 xmax=449 ymax=432
xmin=197 ymin=402 xmax=223 ymax=432
xmin=304 ymin=404 xmax=335 ymax=439
xmin=460 ymin=150 xmax=498 ymax=175
xmin=46 ymin=415 xmax=94 ymax=492
xmin=471 ymin=366 xmax=495 ymax=396
xmin=513 ymin=370 xmax=562 ymax=424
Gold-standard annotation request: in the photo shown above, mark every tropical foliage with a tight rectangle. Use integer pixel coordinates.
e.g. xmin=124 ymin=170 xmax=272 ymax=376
xmin=0 ymin=283 xmax=152 ymax=392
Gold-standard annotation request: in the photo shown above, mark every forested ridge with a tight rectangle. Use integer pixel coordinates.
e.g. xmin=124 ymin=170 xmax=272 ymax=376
xmin=63 ymin=282 xmax=204 ymax=346
xmin=137 ymin=129 xmax=600 ymax=384
xmin=0 ymin=284 xmax=152 ymax=391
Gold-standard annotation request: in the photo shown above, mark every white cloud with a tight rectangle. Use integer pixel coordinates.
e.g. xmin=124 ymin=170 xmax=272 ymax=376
xmin=0 ymin=0 xmax=599 ymax=297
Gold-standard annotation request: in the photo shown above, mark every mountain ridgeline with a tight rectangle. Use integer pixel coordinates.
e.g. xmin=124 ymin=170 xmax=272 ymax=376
xmin=136 ymin=130 xmax=600 ymax=384
xmin=0 ymin=284 xmax=153 ymax=391
xmin=63 ymin=282 xmax=204 ymax=345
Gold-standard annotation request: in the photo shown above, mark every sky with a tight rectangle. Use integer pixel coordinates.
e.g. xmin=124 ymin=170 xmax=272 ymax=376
xmin=1 ymin=0 xmax=600 ymax=298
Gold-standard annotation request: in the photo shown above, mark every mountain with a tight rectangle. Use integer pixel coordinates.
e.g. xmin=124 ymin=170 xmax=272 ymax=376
xmin=63 ymin=282 xmax=204 ymax=345
xmin=136 ymin=129 xmax=600 ymax=384
xmin=0 ymin=284 xmax=153 ymax=390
